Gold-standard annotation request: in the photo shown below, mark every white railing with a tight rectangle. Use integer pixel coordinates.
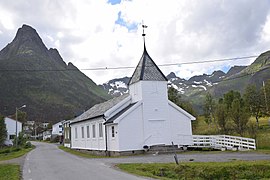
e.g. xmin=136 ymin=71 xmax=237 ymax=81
xmin=191 ymin=135 xmax=256 ymax=150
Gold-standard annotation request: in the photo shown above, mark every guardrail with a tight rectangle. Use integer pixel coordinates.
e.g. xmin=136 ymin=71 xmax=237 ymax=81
xmin=191 ymin=135 xmax=256 ymax=150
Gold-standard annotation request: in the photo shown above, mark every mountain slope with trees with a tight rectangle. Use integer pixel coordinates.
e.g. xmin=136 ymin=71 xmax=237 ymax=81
xmin=0 ymin=25 xmax=110 ymax=123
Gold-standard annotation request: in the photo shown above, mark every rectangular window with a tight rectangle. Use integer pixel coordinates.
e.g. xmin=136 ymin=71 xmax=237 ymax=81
xmin=111 ymin=126 xmax=115 ymax=138
xmin=99 ymin=123 xmax=103 ymax=138
xmin=9 ymin=135 xmax=15 ymax=140
xmin=75 ymin=127 xmax=78 ymax=139
xmin=86 ymin=125 xmax=90 ymax=138
xmin=92 ymin=124 xmax=96 ymax=138
xmin=81 ymin=126 xmax=84 ymax=138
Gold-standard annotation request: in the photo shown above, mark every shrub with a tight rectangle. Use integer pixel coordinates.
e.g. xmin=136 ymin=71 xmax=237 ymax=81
xmin=0 ymin=148 xmax=11 ymax=154
xmin=24 ymin=141 xmax=32 ymax=148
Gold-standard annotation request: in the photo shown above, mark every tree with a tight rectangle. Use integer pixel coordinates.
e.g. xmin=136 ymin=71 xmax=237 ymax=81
xmin=168 ymin=87 xmax=181 ymax=105
xmin=262 ymin=79 xmax=270 ymax=115
xmin=0 ymin=115 xmax=7 ymax=147
xmin=224 ymin=90 xmax=241 ymax=110
xmin=204 ymin=92 xmax=215 ymax=125
xmin=168 ymin=87 xmax=197 ymax=117
xmin=10 ymin=111 xmax=27 ymax=123
xmin=17 ymin=111 xmax=27 ymax=123
xmin=230 ymin=99 xmax=249 ymax=136
xmin=215 ymin=102 xmax=228 ymax=134
xmin=244 ymin=84 xmax=263 ymax=127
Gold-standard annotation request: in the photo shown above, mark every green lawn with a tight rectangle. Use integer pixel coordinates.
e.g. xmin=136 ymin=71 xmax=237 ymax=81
xmin=117 ymin=161 xmax=270 ymax=179
xmin=0 ymin=164 xmax=20 ymax=180
xmin=0 ymin=147 xmax=34 ymax=161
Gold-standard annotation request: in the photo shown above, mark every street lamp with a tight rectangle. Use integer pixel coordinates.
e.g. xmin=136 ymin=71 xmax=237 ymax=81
xmin=15 ymin=105 xmax=26 ymax=147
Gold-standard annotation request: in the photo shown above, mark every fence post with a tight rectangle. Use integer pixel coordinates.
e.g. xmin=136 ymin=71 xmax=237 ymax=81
xmin=172 ymin=142 xmax=179 ymax=165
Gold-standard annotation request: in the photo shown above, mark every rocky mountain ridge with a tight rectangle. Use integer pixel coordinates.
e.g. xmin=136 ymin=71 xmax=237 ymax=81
xmin=99 ymin=65 xmax=246 ymax=97
xmin=0 ymin=25 xmax=110 ymax=123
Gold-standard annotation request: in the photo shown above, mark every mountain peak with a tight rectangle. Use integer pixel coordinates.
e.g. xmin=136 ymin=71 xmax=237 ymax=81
xmin=226 ymin=66 xmax=246 ymax=77
xmin=167 ymin=72 xmax=177 ymax=79
xmin=48 ymin=48 xmax=67 ymax=67
xmin=0 ymin=24 xmax=48 ymax=59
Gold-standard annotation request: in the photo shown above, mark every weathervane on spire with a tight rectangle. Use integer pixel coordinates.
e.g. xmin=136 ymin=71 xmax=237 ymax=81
xmin=142 ymin=21 xmax=148 ymax=46
xmin=142 ymin=21 xmax=148 ymax=37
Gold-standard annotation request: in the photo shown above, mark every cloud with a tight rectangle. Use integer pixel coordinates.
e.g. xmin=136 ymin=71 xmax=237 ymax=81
xmin=0 ymin=0 xmax=270 ymax=84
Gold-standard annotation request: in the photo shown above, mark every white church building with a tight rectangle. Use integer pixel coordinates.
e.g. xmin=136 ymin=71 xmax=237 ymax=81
xmin=69 ymin=37 xmax=195 ymax=155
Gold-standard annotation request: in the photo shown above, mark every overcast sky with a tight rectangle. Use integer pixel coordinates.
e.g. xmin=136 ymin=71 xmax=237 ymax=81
xmin=1 ymin=0 xmax=270 ymax=84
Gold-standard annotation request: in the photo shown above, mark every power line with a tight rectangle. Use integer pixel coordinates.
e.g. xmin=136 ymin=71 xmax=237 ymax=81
xmin=211 ymin=66 xmax=270 ymax=84
xmin=158 ymin=55 xmax=257 ymax=67
xmin=0 ymin=55 xmax=258 ymax=72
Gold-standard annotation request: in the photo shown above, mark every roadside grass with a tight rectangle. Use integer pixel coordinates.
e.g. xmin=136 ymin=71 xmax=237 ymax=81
xmin=256 ymin=117 xmax=270 ymax=150
xmin=117 ymin=161 xmax=270 ymax=179
xmin=58 ymin=145 xmax=108 ymax=158
xmin=0 ymin=164 xmax=20 ymax=180
xmin=0 ymin=146 xmax=34 ymax=161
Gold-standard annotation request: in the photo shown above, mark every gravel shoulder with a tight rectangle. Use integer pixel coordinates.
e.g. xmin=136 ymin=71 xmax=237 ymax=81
xmin=97 ymin=151 xmax=270 ymax=165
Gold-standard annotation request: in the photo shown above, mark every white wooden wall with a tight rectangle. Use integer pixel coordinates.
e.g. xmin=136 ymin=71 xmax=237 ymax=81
xmin=71 ymin=117 xmax=106 ymax=150
xmin=117 ymin=104 xmax=144 ymax=151
xmin=5 ymin=117 xmax=22 ymax=140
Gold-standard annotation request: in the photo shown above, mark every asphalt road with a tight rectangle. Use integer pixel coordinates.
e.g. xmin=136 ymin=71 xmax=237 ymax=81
xmin=23 ymin=142 xmax=147 ymax=180
xmin=23 ymin=142 xmax=270 ymax=180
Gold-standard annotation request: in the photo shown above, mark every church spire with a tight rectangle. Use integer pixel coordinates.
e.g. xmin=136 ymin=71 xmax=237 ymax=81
xmin=128 ymin=24 xmax=167 ymax=85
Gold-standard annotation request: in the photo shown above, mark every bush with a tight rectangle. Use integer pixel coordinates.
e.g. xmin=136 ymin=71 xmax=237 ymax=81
xmin=0 ymin=148 xmax=11 ymax=154
xmin=12 ymin=147 xmax=21 ymax=152
xmin=13 ymin=132 xmax=27 ymax=147
xmin=24 ymin=142 xmax=32 ymax=148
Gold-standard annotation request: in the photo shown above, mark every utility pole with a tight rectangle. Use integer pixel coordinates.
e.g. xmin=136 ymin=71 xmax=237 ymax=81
xmin=15 ymin=105 xmax=26 ymax=147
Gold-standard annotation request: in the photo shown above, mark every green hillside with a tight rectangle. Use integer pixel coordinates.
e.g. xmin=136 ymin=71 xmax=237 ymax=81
xmin=0 ymin=25 xmax=110 ymax=123
xmin=189 ymin=51 xmax=270 ymax=114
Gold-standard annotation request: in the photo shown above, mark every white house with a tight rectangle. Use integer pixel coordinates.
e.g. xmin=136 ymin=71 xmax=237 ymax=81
xmin=69 ymin=40 xmax=196 ymax=155
xmin=63 ymin=120 xmax=71 ymax=148
xmin=52 ymin=120 xmax=64 ymax=136
xmin=4 ymin=117 xmax=22 ymax=145
xmin=42 ymin=130 xmax=52 ymax=140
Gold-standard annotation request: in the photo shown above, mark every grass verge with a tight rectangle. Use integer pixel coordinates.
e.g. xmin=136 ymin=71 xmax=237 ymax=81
xmin=0 ymin=147 xmax=34 ymax=161
xmin=58 ymin=146 xmax=107 ymax=158
xmin=0 ymin=164 xmax=20 ymax=180
xmin=117 ymin=161 xmax=270 ymax=179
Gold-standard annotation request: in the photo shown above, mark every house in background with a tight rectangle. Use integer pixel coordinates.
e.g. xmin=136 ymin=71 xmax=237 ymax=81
xmin=52 ymin=120 xmax=65 ymax=142
xmin=69 ymin=37 xmax=196 ymax=155
xmin=63 ymin=120 xmax=71 ymax=148
xmin=41 ymin=122 xmax=50 ymax=129
xmin=4 ymin=117 xmax=22 ymax=145
xmin=23 ymin=120 xmax=35 ymax=138
xmin=42 ymin=129 xmax=52 ymax=140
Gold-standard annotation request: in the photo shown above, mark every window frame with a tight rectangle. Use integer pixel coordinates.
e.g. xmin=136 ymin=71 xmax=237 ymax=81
xmin=92 ymin=124 xmax=96 ymax=138
xmin=99 ymin=123 xmax=103 ymax=138
xmin=81 ymin=126 xmax=84 ymax=138
xmin=86 ymin=125 xmax=90 ymax=138
xmin=111 ymin=126 xmax=115 ymax=138
xmin=75 ymin=127 xmax=78 ymax=139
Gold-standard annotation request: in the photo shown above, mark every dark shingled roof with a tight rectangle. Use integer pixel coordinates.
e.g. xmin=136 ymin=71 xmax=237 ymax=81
xmin=128 ymin=44 xmax=167 ymax=85
xmin=104 ymin=103 xmax=136 ymax=124
xmin=71 ymin=94 xmax=130 ymax=124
